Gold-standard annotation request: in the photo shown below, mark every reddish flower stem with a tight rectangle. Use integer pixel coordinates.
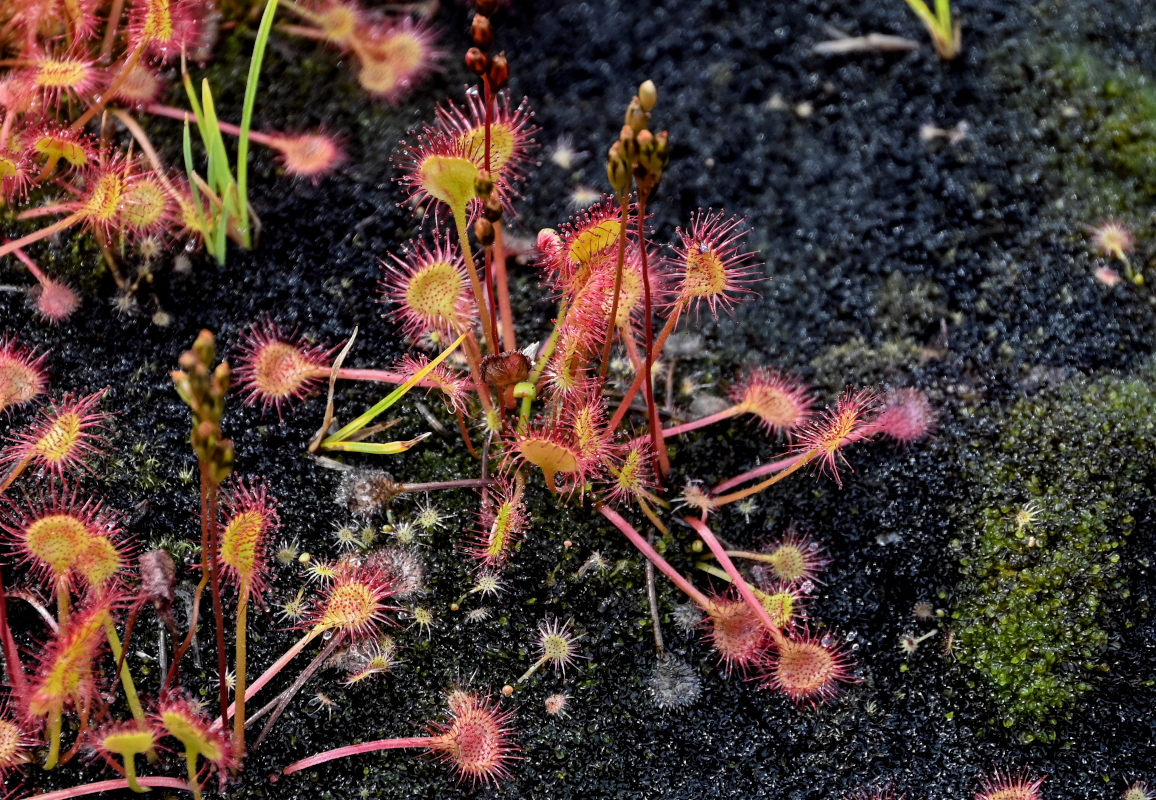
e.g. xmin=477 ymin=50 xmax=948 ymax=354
xmin=598 ymin=506 xmax=710 ymax=609
xmin=608 ymin=303 xmax=682 ymax=432
xmin=683 ymin=516 xmax=785 ymax=647
xmin=21 ymin=776 xmax=193 ymax=800
xmin=635 ymin=194 xmax=669 ymax=479
xmin=283 ymin=736 xmax=432 ymax=774
xmin=710 ymin=451 xmax=814 ymax=509
xmin=0 ymin=567 xmax=28 ymax=705
xmin=215 ymin=629 xmax=318 ymax=727
xmin=711 ymin=453 xmax=804 ymax=495
xmin=598 ymin=195 xmax=631 ymax=381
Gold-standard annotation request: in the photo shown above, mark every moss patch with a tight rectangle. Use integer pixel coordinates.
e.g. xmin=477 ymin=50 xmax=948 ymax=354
xmin=950 ymin=362 xmax=1156 ymax=741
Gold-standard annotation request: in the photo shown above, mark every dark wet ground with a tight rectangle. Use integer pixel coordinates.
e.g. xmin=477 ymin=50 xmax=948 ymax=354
xmin=3 ymin=0 xmax=1156 ymax=798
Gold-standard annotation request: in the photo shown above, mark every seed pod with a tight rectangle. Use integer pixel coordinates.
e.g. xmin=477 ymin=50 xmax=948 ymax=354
xmin=474 ymin=171 xmax=494 ymax=199
xmin=474 ymin=218 xmax=495 ymax=246
xmin=471 ymin=14 xmax=493 ymax=48
xmin=465 ymin=47 xmax=489 ymax=75
xmin=488 ymin=52 xmax=509 ymax=90
xmin=481 ymin=351 xmax=531 ymax=388
xmin=483 ymin=196 xmax=503 ymax=222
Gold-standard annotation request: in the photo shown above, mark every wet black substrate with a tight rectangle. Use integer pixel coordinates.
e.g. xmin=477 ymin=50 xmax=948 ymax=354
xmin=2 ymin=0 xmax=1156 ymax=798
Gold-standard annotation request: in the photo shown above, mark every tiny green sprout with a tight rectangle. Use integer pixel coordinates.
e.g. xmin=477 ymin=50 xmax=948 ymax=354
xmin=278 ymin=589 xmax=308 ymax=623
xmin=332 ymin=523 xmax=360 ymax=552
xmin=411 ymin=606 xmax=435 ymax=639
xmin=1013 ymin=500 xmax=1042 ymax=533
xmin=514 ymin=618 xmax=585 ymax=689
xmin=414 ymin=496 xmax=451 ymax=533
xmin=392 ymin=521 xmax=420 ymax=546
xmin=901 ymin=0 xmax=960 ymax=60
xmin=276 ymin=538 xmax=301 ymax=565
xmin=358 ymin=526 xmax=378 ymax=548
xmin=577 ymin=551 xmax=610 ymax=578
xmin=306 ymin=559 xmax=338 ymax=584
xmin=177 ymin=464 xmax=196 ymax=485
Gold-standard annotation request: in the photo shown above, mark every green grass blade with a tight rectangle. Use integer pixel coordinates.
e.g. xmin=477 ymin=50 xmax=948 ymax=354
xmin=320 ymin=434 xmax=432 ymax=456
xmin=322 ymin=332 xmax=466 ymax=447
xmin=237 ymin=0 xmax=281 ymax=242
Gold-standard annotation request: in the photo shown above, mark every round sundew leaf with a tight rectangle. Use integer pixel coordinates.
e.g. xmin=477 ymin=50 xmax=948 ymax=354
xmin=568 ymin=218 xmax=620 ymax=266
xmin=419 ymin=154 xmax=478 ymax=213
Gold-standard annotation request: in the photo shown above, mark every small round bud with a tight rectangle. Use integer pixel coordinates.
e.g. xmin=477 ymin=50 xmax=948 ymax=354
xmin=619 ymin=124 xmax=639 ymax=162
xmin=638 ymin=80 xmax=657 ymax=112
xmin=471 ymin=14 xmax=493 ymax=48
xmin=474 ymin=171 xmax=494 ymax=199
xmin=483 ymin=196 xmax=503 ymax=222
xmin=606 ymin=144 xmax=631 ymax=195
xmin=502 ymin=684 xmax=514 ymax=697
xmin=625 ymin=98 xmax=647 ymax=133
xmin=654 ymin=130 xmax=670 ymax=168
xmin=488 ymin=52 xmax=509 ymax=89
xmin=465 ymin=47 xmax=489 ymax=75
xmin=474 ymin=218 xmax=495 ymax=246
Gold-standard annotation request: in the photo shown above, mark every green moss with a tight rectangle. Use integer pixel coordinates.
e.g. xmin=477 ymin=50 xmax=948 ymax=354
xmin=951 ymin=362 xmax=1156 ymax=741
xmin=1005 ymin=45 xmax=1156 ymax=216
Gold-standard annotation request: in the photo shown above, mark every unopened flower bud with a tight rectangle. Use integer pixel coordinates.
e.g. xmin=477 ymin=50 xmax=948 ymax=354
xmin=638 ymin=80 xmax=657 ymax=112
xmin=625 ymin=98 xmax=647 ymax=133
xmin=474 ymin=218 xmax=495 ymax=246
xmin=483 ymin=196 xmax=503 ymax=222
xmin=637 ymin=128 xmax=656 ymax=160
xmin=488 ymin=52 xmax=509 ymax=89
xmin=474 ymin=171 xmax=494 ymax=199
xmin=606 ymin=144 xmax=631 ymax=195
xmin=654 ymin=130 xmax=670 ymax=169
xmin=471 ymin=14 xmax=493 ymax=48
xmin=465 ymin=47 xmax=489 ymax=75
xmin=619 ymin=124 xmax=638 ymax=162
xmin=475 ymin=0 xmax=499 ymax=14
xmin=213 ymin=362 xmax=231 ymax=392
xmin=192 ymin=329 xmax=215 ymax=365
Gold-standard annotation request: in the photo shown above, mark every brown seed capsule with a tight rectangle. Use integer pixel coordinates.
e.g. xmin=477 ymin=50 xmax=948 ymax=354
xmin=483 ymin=196 xmax=503 ymax=222
xmin=474 ymin=218 xmax=495 ymax=246
xmin=481 ymin=351 xmax=531 ymax=388
xmin=471 ymin=14 xmax=493 ymax=48
xmin=474 ymin=171 xmax=494 ymax=199
xmin=488 ymin=52 xmax=509 ymax=89
xmin=465 ymin=47 xmax=489 ymax=75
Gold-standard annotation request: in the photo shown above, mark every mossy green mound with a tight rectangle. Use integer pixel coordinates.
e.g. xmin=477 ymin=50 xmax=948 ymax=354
xmin=951 ymin=363 xmax=1156 ymax=741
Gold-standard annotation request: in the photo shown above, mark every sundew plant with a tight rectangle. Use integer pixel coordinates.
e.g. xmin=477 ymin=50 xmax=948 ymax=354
xmin=0 ymin=0 xmax=958 ymax=797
